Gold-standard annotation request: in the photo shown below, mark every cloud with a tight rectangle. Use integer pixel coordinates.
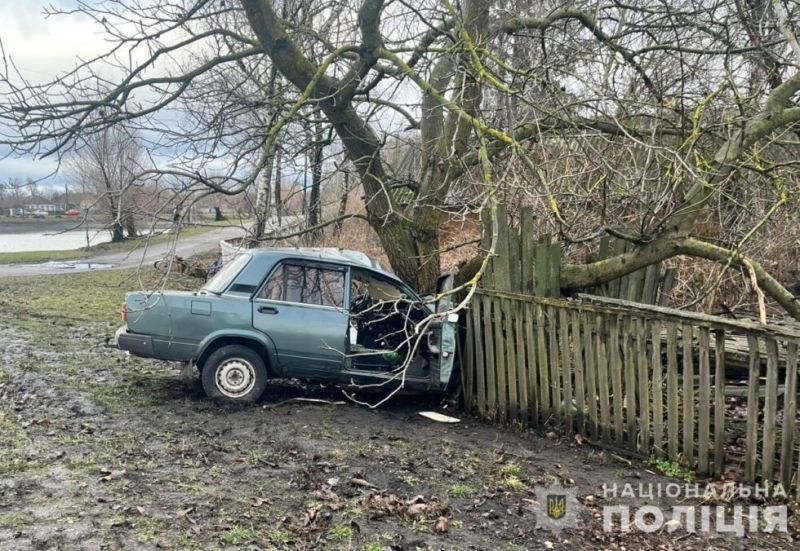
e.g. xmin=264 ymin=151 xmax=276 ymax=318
xmin=0 ymin=1 xmax=109 ymax=83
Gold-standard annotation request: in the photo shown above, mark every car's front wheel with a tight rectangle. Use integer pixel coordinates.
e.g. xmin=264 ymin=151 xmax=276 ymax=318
xmin=201 ymin=345 xmax=268 ymax=403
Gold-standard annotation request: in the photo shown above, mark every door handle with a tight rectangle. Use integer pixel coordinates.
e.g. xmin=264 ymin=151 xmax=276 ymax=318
xmin=258 ymin=306 xmax=279 ymax=315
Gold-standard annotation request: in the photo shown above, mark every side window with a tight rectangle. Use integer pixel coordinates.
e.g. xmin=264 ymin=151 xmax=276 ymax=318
xmin=260 ymin=264 xmax=286 ymax=300
xmin=319 ymin=269 xmax=345 ymax=308
xmin=259 ymin=263 xmax=344 ymax=308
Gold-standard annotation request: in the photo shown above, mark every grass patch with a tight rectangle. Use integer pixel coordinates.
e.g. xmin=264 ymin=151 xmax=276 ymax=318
xmin=504 ymin=475 xmax=526 ymax=491
xmin=647 ymin=457 xmax=694 ymax=482
xmin=220 ymin=525 xmax=258 ymax=545
xmin=328 ymin=524 xmax=355 ymax=541
xmin=450 ymin=484 xmax=472 ymax=498
xmin=269 ymin=530 xmax=292 ymax=544
xmin=502 ymin=463 xmax=521 ymax=477
xmin=0 ymin=266 xmax=200 ymax=324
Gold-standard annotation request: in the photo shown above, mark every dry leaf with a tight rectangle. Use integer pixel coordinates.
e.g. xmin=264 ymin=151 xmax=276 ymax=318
xmin=435 ymin=516 xmax=449 ymax=533
xmin=176 ymin=507 xmax=195 ymax=517
xmin=407 ymin=503 xmax=428 ymax=517
xmin=350 ymin=477 xmax=376 ymax=488
xmin=251 ymin=497 xmax=264 ymax=507
xmin=136 ymin=506 xmax=146 ymax=516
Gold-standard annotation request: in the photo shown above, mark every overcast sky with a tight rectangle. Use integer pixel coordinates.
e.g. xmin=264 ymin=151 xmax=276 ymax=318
xmin=0 ymin=1 xmax=107 ymax=186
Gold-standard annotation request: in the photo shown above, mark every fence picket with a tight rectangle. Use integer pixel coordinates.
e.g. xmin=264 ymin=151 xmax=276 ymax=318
xmin=515 ymin=301 xmax=529 ymax=424
xmin=536 ymin=304 xmax=551 ymax=419
xmin=763 ymin=339 xmax=780 ymax=484
xmin=666 ymin=322 xmax=679 ymax=460
xmin=597 ymin=314 xmax=612 ymax=442
xmin=585 ymin=312 xmax=599 ymax=440
xmin=624 ymin=317 xmax=637 ymax=452
xmin=682 ymin=324 xmax=695 ymax=467
xmin=560 ymin=308 xmax=573 ymax=432
xmin=572 ymin=311 xmax=586 ymax=436
xmin=781 ymin=343 xmax=797 ymax=489
xmin=651 ymin=320 xmax=664 ymax=456
xmin=548 ymin=306 xmax=562 ymax=423
xmin=698 ymin=327 xmax=711 ymax=475
xmin=525 ymin=302 xmax=539 ymax=427
xmin=714 ymin=330 xmax=725 ymax=478
xmin=473 ymin=298 xmax=486 ymax=414
xmin=637 ymin=318 xmax=650 ymax=454
xmin=610 ymin=316 xmax=624 ymax=445
xmin=745 ymin=335 xmax=760 ymax=484
xmin=503 ymin=298 xmax=519 ymax=423
xmin=494 ymin=297 xmax=508 ymax=422
xmin=483 ymin=295 xmax=497 ymax=418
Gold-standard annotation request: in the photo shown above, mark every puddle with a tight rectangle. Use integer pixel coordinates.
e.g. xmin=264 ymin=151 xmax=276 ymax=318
xmin=23 ymin=261 xmax=115 ymax=271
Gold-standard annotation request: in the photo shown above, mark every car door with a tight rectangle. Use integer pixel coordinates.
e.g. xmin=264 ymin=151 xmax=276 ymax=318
xmin=252 ymin=261 xmax=349 ymax=379
xmin=428 ymin=273 xmax=458 ymax=390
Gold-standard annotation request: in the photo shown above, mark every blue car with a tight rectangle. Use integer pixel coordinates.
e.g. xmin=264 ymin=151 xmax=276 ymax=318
xmin=113 ymin=248 xmax=459 ymax=403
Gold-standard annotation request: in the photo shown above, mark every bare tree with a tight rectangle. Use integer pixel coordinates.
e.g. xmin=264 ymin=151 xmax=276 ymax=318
xmin=66 ymin=125 xmax=144 ymax=243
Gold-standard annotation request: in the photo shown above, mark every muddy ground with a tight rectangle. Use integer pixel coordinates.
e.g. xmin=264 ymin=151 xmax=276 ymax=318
xmin=0 ymin=270 xmax=798 ymax=550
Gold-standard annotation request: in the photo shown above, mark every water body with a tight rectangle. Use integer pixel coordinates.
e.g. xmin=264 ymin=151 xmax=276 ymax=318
xmin=0 ymin=219 xmax=111 ymax=253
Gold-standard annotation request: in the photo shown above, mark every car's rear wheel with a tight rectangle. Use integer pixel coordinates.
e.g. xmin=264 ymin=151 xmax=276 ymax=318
xmin=201 ymin=345 xmax=268 ymax=403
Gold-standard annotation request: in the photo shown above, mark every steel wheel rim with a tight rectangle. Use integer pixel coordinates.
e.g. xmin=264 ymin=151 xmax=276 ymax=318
xmin=216 ymin=358 xmax=256 ymax=398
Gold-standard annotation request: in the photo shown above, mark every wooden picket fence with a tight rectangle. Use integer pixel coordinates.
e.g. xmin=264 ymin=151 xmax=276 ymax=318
xmin=463 ymin=289 xmax=800 ymax=492
xmin=466 ymin=203 xmax=800 ymax=489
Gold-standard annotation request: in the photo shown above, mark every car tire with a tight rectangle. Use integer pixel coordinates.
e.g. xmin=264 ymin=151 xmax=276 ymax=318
xmin=201 ymin=345 xmax=268 ymax=403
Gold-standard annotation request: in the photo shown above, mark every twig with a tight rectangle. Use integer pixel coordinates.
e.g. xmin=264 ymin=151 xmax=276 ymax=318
xmin=743 ymin=259 xmax=767 ymax=324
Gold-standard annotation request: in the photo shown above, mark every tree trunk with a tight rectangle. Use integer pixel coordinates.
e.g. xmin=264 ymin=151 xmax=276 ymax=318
xmin=214 ymin=206 xmax=225 ymax=222
xmin=334 ymin=169 xmax=349 ymax=236
xmin=308 ymin=119 xmax=323 ymax=235
xmin=559 ymin=235 xmax=800 ymax=320
xmin=110 ymin=221 xmax=125 ymax=243
xmin=124 ymin=214 xmax=138 ymax=238
xmin=250 ymin=146 xmax=275 ymax=243
xmin=274 ymin=147 xmax=282 ymax=227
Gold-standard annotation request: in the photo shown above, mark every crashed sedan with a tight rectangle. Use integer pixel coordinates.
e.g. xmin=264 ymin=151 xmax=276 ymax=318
xmin=113 ymin=248 xmax=459 ymax=403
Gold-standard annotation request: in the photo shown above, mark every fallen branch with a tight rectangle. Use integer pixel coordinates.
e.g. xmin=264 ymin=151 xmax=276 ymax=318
xmin=743 ymin=259 xmax=767 ymax=324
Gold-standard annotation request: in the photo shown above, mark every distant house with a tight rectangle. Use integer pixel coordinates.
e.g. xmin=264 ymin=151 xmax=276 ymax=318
xmin=24 ymin=195 xmax=59 ymax=214
xmin=0 ymin=199 xmax=25 ymax=216
xmin=0 ymin=195 xmax=76 ymax=216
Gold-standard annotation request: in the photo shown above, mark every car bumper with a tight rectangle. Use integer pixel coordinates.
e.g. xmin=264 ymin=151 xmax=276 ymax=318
xmin=113 ymin=325 xmax=155 ymax=357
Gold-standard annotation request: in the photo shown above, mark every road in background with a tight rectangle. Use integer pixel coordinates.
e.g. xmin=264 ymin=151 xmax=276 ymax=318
xmin=0 ymin=223 xmax=252 ymax=278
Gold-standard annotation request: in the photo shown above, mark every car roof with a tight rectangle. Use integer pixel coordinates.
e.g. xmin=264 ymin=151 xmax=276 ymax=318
xmin=250 ymin=247 xmax=402 ymax=283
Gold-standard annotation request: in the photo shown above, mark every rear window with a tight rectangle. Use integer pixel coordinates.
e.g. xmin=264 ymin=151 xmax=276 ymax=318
xmin=202 ymin=254 xmax=252 ymax=294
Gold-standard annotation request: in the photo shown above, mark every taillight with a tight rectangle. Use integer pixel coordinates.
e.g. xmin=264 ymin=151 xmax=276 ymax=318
xmin=121 ymin=302 xmax=127 ymax=322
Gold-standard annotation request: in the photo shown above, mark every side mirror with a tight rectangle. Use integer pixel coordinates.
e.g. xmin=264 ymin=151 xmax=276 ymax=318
xmin=446 ymin=313 xmax=459 ymax=324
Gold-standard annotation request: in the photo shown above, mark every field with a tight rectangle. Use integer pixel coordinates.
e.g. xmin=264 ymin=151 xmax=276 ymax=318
xmin=0 ymin=267 xmax=794 ymax=550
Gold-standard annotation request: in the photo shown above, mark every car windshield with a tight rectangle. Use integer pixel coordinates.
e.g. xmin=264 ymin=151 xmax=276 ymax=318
xmin=202 ymin=253 xmax=252 ymax=294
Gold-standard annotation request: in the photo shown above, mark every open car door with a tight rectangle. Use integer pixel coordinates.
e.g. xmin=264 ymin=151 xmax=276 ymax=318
xmin=428 ymin=273 xmax=458 ymax=391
